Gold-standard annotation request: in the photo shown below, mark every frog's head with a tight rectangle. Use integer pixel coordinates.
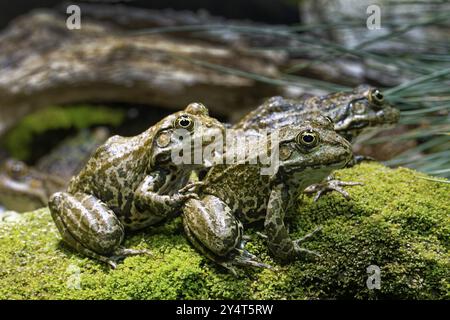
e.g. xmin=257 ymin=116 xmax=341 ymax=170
xmin=318 ymin=85 xmax=400 ymax=141
xmin=0 ymin=159 xmax=50 ymax=212
xmin=0 ymin=159 xmax=29 ymax=181
xmin=275 ymin=115 xmax=352 ymax=180
xmin=150 ymin=103 xmax=225 ymax=167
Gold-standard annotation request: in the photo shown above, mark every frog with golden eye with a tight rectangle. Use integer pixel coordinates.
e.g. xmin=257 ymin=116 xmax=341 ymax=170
xmin=182 ymin=115 xmax=353 ymax=273
xmin=234 ymin=85 xmax=399 ymax=143
xmin=49 ymin=103 xmax=225 ymax=268
xmin=233 ymin=86 xmax=400 ymax=200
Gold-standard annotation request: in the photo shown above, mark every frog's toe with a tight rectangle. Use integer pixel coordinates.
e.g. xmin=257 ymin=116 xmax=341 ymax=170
xmin=293 ymin=226 xmax=322 ymax=244
xmin=291 ymin=227 xmax=322 ymax=258
xmin=106 ymin=260 xmax=118 ymax=269
xmin=112 ymin=247 xmax=152 ymax=259
xmin=230 ymin=248 xmax=274 ymax=270
xmin=305 ymin=179 xmax=362 ymax=201
xmin=293 ymin=245 xmax=321 ymax=258
xmin=219 ymin=262 xmax=239 ymax=276
xmin=351 ymin=155 xmax=376 ymax=166
xmin=179 ymin=181 xmax=204 ymax=194
xmin=180 ymin=192 xmax=200 ymax=202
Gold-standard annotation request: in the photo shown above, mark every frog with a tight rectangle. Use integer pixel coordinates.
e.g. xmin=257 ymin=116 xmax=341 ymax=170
xmin=49 ymin=103 xmax=225 ymax=268
xmin=0 ymin=128 xmax=109 ymax=212
xmin=233 ymin=85 xmax=400 ymax=200
xmin=182 ymin=115 xmax=353 ymax=273
xmin=0 ymin=159 xmax=64 ymax=212
xmin=233 ymin=85 xmax=399 ymax=142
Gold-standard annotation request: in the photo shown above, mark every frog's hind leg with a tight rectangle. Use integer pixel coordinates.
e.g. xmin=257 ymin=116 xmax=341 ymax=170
xmin=182 ymin=218 xmax=272 ymax=275
xmin=182 ymin=196 xmax=273 ymax=274
xmin=49 ymin=192 xmax=150 ymax=268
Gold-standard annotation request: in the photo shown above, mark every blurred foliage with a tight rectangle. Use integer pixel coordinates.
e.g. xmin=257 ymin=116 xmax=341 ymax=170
xmin=1 ymin=105 xmax=124 ymax=160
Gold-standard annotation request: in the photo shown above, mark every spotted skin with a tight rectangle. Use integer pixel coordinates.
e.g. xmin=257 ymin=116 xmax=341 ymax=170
xmin=234 ymin=85 xmax=399 ymax=142
xmin=49 ymin=103 xmax=225 ymax=267
xmin=182 ymin=115 xmax=353 ymax=271
xmin=233 ymin=86 xmax=399 ymax=200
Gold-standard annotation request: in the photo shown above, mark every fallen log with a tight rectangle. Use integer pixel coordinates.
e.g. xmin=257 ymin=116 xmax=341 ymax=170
xmin=0 ymin=8 xmax=286 ymax=137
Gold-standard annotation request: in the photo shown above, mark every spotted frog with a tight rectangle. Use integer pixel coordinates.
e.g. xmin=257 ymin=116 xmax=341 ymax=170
xmin=234 ymin=85 xmax=399 ymax=142
xmin=0 ymin=159 xmax=64 ymax=212
xmin=49 ymin=103 xmax=225 ymax=268
xmin=233 ymin=86 xmax=399 ymax=200
xmin=182 ymin=115 xmax=353 ymax=273
xmin=0 ymin=128 xmax=109 ymax=212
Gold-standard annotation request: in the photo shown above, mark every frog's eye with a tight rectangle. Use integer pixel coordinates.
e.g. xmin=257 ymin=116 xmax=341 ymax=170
xmin=296 ymin=130 xmax=319 ymax=147
xmin=368 ymin=88 xmax=384 ymax=105
xmin=5 ymin=160 xmax=27 ymax=178
xmin=174 ymin=115 xmax=195 ymax=131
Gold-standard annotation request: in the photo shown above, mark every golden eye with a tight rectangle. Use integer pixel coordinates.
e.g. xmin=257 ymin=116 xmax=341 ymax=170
xmin=369 ymin=88 xmax=384 ymax=105
xmin=174 ymin=115 xmax=195 ymax=131
xmin=296 ymin=130 xmax=319 ymax=147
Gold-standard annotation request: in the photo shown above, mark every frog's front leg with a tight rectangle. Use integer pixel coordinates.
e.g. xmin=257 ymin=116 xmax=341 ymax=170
xmin=49 ymin=192 xmax=150 ymax=268
xmin=304 ymin=175 xmax=362 ymax=202
xmin=265 ymin=184 xmax=320 ymax=261
xmin=182 ymin=196 xmax=272 ymax=272
xmin=131 ymin=170 xmax=200 ymax=224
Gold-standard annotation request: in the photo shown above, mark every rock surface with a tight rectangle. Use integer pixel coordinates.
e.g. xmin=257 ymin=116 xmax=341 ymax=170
xmin=0 ymin=163 xmax=448 ymax=299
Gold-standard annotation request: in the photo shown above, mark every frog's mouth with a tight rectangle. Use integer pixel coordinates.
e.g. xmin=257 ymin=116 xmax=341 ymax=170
xmin=283 ymin=157 xmax=350 ymax=173
xmin=350 ymin=120 xmax=369 ymax=129
xmin=312 ymin=158 xmax=350 ymax=170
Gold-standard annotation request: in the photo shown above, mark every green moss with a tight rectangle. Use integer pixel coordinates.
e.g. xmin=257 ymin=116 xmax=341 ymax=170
xmin=0 ymin=163 xmax=448 ymax=299
xmin=2 ymin=105 xmax=124 ymax=160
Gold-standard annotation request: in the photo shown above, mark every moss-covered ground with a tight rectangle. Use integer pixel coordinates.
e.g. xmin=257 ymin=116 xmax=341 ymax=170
xmin=0 ymin=163 xmax=448 ymax=299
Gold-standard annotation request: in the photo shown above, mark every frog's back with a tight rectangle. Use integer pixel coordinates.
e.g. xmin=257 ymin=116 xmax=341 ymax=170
xmin=233 ymin=97 xmax=309 ymax=131
xmin=202 ymin=164 xmax=271 ymax=223
xmin=68 ymin=133 xmax=151 ymax=211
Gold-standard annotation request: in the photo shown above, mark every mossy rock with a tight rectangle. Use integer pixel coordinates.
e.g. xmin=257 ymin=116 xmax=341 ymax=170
xmin=0 ymin=163 xmax=448 ymax=299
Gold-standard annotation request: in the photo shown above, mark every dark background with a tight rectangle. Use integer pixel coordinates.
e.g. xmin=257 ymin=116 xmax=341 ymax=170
xmin=0 ymin=0 xmax=300 ymax=29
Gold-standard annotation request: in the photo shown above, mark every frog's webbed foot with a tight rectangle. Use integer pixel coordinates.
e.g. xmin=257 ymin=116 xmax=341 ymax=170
xmin=229 ymin=248 xmax=274 ymax=270
xmin=110 ymin=247 xmax=152 ymax=260
xmin=346 ymin=155 xmax=376 ymax=167
xmin=292 ymin=226 xmax=322 ymax=258
xmin=179 ymin=181 xmax=205 ymax=194
xmin=261 ymin=226 xmax=322 ymax=259
xmin=106 ymin=247 xmax=152 ymax=268
xmin=174 ymin=181 xmax=205 ymax=203
xmin=214 ymin=248 xmax=274 ymax=276
xmin=304 ymin=177 xmax=363 ymax=201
